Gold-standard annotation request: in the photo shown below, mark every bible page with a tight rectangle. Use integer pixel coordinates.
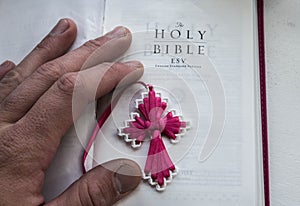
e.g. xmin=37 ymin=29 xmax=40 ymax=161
xmin=92 ymin=0 xmax=264 ymax=206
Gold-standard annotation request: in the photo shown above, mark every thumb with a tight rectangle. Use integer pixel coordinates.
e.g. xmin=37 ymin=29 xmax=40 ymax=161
xmin=45 ymin=159 xmax=142 ymax=206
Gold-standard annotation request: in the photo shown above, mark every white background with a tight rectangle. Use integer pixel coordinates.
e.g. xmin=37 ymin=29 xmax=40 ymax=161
xmin=265 ymin=0 xmax=300 ymax=205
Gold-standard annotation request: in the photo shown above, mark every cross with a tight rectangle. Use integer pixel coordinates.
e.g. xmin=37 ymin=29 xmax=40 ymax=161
xmin=118 ymin=85 xmax=190 ymax=191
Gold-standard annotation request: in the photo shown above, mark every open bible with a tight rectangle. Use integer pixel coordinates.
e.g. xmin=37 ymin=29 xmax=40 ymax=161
xmin=0 ymin=0 xmax=269 ymax=205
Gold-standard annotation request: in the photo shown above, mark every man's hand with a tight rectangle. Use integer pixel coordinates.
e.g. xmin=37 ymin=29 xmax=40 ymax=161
xmin=0 ymin=18 xmax=143 ymax=206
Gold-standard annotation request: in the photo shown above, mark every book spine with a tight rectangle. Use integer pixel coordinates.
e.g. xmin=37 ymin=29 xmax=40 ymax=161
xmin=257 ymin=0 xmax=270 ymax=206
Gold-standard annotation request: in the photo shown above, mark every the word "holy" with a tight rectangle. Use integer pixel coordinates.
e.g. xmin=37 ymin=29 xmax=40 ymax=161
xmin=154 ymin=29 xmax=207 ymax=40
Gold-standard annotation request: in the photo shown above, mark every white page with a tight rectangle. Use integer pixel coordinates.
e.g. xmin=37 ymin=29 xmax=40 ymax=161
xmin=92 ymin=0 xmax=263 ymax=205
xmin=0 ymin=0 xmax=105 ymax=201
xmin=0 ymin=0 xmax=104 ymax=63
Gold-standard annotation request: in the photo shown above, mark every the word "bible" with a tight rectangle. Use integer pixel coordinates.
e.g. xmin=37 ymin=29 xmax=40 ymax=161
xmin=153 ymin=29 xmax=207 ymax=55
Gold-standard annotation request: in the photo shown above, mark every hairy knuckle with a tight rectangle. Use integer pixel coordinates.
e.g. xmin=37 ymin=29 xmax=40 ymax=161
xmin=36 ymin=61 xmax=66 ymax=80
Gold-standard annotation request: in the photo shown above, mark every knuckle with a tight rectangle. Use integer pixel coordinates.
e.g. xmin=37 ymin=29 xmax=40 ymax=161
xmin=0 ymin=60 xmax=15 ymax=69
xmin=103 ymin=62 xmax=118 ymax=74
xmin=0 ymin=69 xmax=23 ymax=85
xmin=1 ymin=91 xmax=19 ymax=110
xmin=0 ymin=128 xmax=22 ymax=163
xmin=100 ymin=62 xmax=115 ymax=74
xmin=35 ymin=36 xmax=56 ymax=54
xmin=36 ymin=61 xmax=66 ymax=80
xmin=101 ymin=62 xmax=114 ymax=69
xmin=104 ymin=63 xmax=120 ymax=81
xmin=56 ymin=73 xmax=83 ymax=95
xmin=83 ymin=37 xmax=108 ymax=52
xmin=80 ymin=177 xmax=115 ymax=206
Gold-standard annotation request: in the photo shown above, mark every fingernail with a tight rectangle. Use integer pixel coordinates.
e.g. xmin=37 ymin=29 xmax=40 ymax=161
xmin=50 ymin=19 xmax=70 ymax=35
xmin=114 ymin=164 xmax=141 ymax=194
xmin=105 ymin=26 xmax=128 ymax=39
xmin=124 ymin=61 xmax=144 ymax=70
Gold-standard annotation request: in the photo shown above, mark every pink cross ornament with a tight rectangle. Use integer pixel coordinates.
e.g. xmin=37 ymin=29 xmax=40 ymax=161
xmin=118 ymin=85 xmax=190 ymax=191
